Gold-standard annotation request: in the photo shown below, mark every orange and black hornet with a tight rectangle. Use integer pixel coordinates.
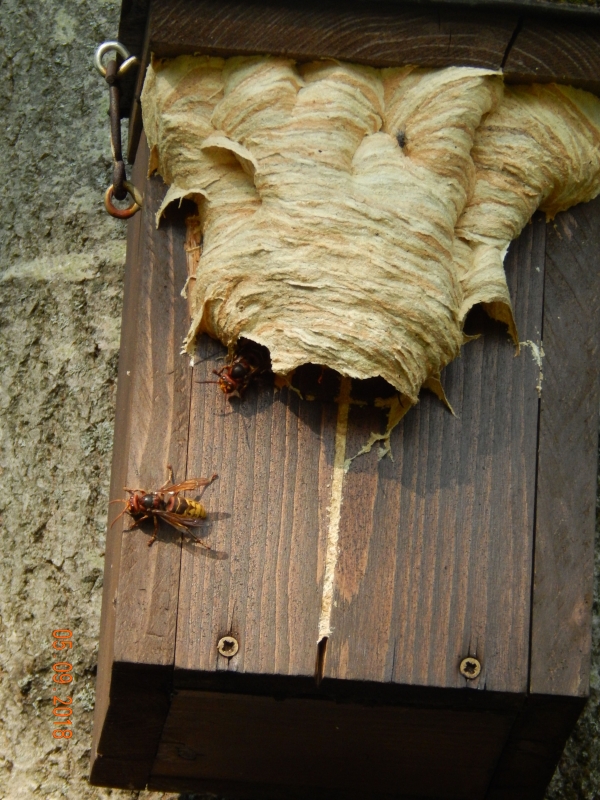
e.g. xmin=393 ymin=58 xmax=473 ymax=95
xmin=110 ymin=466 xmax=218 ymax=547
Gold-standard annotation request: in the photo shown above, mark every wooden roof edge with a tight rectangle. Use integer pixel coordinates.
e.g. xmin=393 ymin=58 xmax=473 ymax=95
xmin=118 ymin=0 xmax=600 ymax=71
xmin=117 ymin=0 xmax=600 ymax=161
xmin=374 ymin=0 xmax=600 ymax=15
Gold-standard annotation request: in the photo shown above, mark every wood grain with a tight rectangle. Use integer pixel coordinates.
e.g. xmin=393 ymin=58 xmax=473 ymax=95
xmin=530 ymin=196 xmax=600 ymax=697
xmin=116 ymin=0 xmax=149 ymax=119
xmin=91 ymin=135 xmax=146 ymax=711
xmin=121 ymin=0 xmax=600 ymax=163
xmin=91 ymin=136 xmax=192 ymax=781
xmin=110 ymin=158 xmax=192 ymax=668
xmin=174 ymin=335 xmax=337 ymax=677
xmin=150 ymin=689 xmax=515 ymax=799
xmin=504 ymin=18 xmax=600 ymax=94
xmin=172 ymin=217 xmax=547 ymax=694
xmin=324 ymin=215 xmax=546 ymax=693
xmin=91 ymin=133 xmax=599 ymax=798
xmin=125 ymin=16 xmax=150 ymax=164
xmin=149 ymin=0 xmax=518 ymax=68
xmin=91 ymin=142 xmax=150 ymax=785
xmin=487 ymin=695 xmax=586 ymax=800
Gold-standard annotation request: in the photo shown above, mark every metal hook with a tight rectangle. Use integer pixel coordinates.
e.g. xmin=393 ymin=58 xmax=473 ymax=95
xmin=95 ymin=39 xmax=142 ymax=218
xmin=104 ymin=181 xmax=143 ymax=219
xmin=94 ymin=41 xmax=139 ymax=79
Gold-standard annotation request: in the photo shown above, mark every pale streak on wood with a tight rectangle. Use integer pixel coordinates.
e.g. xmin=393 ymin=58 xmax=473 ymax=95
xmin=318 ymin=377 xmax=352 ymax=642
xmin=183 ymin=214 xmax=201 ymax=311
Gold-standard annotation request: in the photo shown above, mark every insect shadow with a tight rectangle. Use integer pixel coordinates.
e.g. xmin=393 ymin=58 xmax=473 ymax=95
xmin=182 ymin=537 xmax=229 ymax=561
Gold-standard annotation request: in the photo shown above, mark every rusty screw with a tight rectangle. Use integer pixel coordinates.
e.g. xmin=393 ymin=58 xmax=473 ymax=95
xmin=459 ymin=656 xmax=481 ymax=679
xmin=217 ymin=635 xmax=239 ymax=658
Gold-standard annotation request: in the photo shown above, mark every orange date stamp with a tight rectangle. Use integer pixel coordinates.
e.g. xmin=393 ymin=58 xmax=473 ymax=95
xmin=51 ymin=629 xmax=74 ymax=739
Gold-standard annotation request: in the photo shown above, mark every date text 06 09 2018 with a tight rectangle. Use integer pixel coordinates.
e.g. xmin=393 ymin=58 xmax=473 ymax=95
xmin=51 ymin=629 xmax=74 ymax=739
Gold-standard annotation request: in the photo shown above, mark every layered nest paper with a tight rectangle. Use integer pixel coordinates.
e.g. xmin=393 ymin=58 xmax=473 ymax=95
xmin=141 ymin=56 xmax=600 ymax=406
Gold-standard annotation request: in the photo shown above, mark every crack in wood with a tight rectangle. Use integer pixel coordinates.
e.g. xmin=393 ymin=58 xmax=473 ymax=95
xmin=501 ymin=16 xmax=524 ymax=69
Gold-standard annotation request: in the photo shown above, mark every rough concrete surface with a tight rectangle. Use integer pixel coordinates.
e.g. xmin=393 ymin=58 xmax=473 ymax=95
xmin=0 ymin=0 xmax=598 ymax=798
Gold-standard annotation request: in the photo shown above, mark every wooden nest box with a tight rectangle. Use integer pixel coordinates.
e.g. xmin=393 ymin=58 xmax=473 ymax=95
xmin=91 ymin=1 xmax=600 ymax=798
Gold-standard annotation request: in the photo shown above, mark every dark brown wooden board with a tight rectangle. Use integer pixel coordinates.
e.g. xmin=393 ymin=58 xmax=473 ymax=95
xmin=91 ymin=139 xmax=600 ymax=797
xmin=323 ymin=215 xmax=546 ymax=692
xmin=530 ymin=196 xmax=600 ymax=697
xmin=171 ymin=221 xmax=547 ymax=694
xmin=487 ymin=695 xmax=586 ymax=800
xmin=91 ymin=138 xmax=194 ymax=784
xmin=146 ymin=693 xmax=588 ymax=799
xmin=117 ymin=0 xmax=150 ymax=118
xmin=503 ymin=17 xmax=600 ymax=94
xmin=90 ymin=134 xmax=147 ymax=786
xmin=174 ymin=342 xmax=337 ymax=677
xmin=119 ymin=0 xmax=600 ymax=73
xmin=149 ymin=689 xmax=515 ymax=799
xmin=148 ymin=0 xmax=518 ymax=66
xmin=122 ymin=0 xmax=600 ymax=161
xmin=125 ymin=0 xmax=521 ymax=158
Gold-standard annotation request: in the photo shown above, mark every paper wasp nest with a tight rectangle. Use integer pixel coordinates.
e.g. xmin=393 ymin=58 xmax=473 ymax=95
xmin=142 ymin=56 xmax=600 ymax=404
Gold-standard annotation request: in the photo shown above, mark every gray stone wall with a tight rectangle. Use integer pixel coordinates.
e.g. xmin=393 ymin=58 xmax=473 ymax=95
xmin=0 ymin=0 xmax=167 ymax=796
xmin=0 ymin=0 xmax=597 ymax=798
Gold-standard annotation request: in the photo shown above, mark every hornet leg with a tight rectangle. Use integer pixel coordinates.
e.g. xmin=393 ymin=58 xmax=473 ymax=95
xmin=158 ymin=465 xmax=175 ymax=492
xmin=148 ymin=515 xmax=159 ymax=547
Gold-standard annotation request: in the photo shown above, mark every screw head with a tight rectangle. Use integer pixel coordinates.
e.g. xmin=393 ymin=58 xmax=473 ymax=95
xmin=217 ymin=635 xmax=239 ymax=658
xmin=459 ymin=656 xmax=481 ymax=679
